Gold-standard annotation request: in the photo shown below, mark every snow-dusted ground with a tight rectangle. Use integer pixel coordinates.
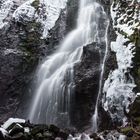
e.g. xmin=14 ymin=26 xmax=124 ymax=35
xmin=0 ymin=0 xmax=67 ymax=38
xmin=0 ymin=0 xmax=14 ymax=28
xmin=0 ymin=118 xmax=25 ymax=137
xmin=1 ymin=118 xmax=25 ymax=130
xmin=102 ymin=0 xmax=139 ymax=124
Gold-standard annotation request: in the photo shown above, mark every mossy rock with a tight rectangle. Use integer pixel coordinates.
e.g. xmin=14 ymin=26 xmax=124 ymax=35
xmin=120 ymin=127 xmax=134 ymax=137
xmin=18 ymin=21 xmax=43 ymax=56
xmin=31 ymin=0 xmax=40 ymax=10
xmin=129 ymin=28 xmax=140 ymax=44
xmin=133 ymin=117 xmax=140 ymax=125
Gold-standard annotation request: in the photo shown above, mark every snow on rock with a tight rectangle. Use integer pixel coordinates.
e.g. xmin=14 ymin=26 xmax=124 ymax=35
xmin=0 ymin=0 xmax=67 ymax=38
xmin=103 ymin=69 xmax=136 ymax=123
xmin=111 ymin=34 xmax=135 ymax=70
xmin=37 ymin=0 xmax=67 ymax=38
xmin=102 ymin=0 xmax=139 ymax=124
xmin=68 ymin=133 xmax=92 ymax=140
xmin=1 ymin=118 xmax=25 ymax=130
xmin=0 ymin=127 xmax=7 ymax=137
xmin=111 ymin=0 xmax=140 ymax=36
xmin=3 ymin=48 xmax=26 ymax=55
xmin=98 ymin=131 xmax=127 ymax=140
xmin=13 ymin=0 xmax=35 ymax=22
xmin=24 ymin=127 xmax=30 ymax=133
xmin=0 ymin=0 xmax=29 ymax=29
xmin=137 ymin=93 xmax=140 ymax=97
xmin=0 ymin=0 xmax=14 ymax=29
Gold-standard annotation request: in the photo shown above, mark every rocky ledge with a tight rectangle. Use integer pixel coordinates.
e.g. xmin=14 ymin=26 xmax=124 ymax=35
xmin=0 ymin=118 xmax=71 ymax=140
xmin=1 ymin=118 xmax=140 ymax=140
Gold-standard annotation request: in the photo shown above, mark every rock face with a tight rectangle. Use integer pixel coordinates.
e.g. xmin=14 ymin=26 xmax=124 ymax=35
xmin=0 ymin=20 xmax=45 ymax=124
xmin=72 ymin=43 xmax=101 ymax=130
xmin=0 ymin=0 xmax=71 ymax=123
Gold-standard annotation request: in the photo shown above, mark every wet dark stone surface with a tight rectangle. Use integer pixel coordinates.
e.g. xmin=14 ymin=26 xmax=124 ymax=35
xmin=71 ymin=43 xmax=101 ymax=130
xmin=0 ymin=21 xmax=45 ymax=123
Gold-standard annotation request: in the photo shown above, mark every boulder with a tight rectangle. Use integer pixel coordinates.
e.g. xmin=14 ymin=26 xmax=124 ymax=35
xmin=9 ymin=124 xmax=24 ymax=136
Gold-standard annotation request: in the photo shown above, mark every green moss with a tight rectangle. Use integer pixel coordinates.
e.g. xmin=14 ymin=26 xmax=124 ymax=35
xmin=19 ymin=20 xmax=42 ymax=57
xmin=19 ymin=21 xmax=42 ymax=68
xmin=134 ymin=117 xmax=140 ymax=125
xmin=138 ymin=68 xmax=140 ymax=77
xmin=31 ymin=0 xmax=40 ymax=9
xmin=129 ymin=28 xmax=140 ymax=44
xmin=120 ymin=127 xmax=133 ymax=135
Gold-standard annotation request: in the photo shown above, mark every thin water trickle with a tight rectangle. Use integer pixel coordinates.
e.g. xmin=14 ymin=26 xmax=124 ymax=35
xmin=92 ymin=17 xmax=109 ymax=132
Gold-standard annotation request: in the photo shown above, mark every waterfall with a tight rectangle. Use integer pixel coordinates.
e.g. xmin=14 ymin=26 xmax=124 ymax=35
xmin=28 ymin=0 xmax=108 ymax=128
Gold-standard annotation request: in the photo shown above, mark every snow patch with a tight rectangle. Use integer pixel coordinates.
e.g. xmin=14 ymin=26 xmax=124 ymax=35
xmin=98 ymin=131 xmax=127 ymax=140
xmin=111 ymin=0 xmax=140 ymax=36
xmin=0 ymin=127 xmax=7 ymax=136
xmin=0 ymin=0 xmax=67 ymax=38
xmin=1 ymin=118 xmax=25 ymax=130
xmin=24 ymin=127 xmax=30 ymax=133
xmin=0 ymin=0 xmax=14 ymax=29
xmin=4 ymin=48 xmax=25 ymax=55
xmin=111 ymin=34 xmax=135 ymax=71
xmin=68 ymin=134 xmax=92 ymax=140
xmin=38 ymin=0 xmax=67 ymax=38
xmin=13 ymin=0 xmax=35 ymax=22
xmin=136 ymin=93 xmax=140 ymax=97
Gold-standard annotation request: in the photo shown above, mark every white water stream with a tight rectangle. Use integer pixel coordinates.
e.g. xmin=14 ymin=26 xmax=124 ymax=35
xmin=92 ymin=18 xmax=109 ymax=132
xmin=29 ymin=0 xmax=108 ymax=130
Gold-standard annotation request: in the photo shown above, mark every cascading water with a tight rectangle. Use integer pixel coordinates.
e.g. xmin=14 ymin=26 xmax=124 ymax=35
xmin=28 ymin=0 xmax=108 ymax=129
xmin=92 ymin=19 xmax=109 ymax=132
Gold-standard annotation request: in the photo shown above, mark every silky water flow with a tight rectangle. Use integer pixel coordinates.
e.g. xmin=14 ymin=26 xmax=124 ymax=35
xmin=29 ymin=0 xmax=109 ymax=130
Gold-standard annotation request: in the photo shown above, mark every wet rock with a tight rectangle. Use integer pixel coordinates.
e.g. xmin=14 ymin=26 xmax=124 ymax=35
xmin=9 ymin=124 xmax=24 ymax=136
xmin=71 ymin=43 xmax=101 ymax=130
xmin=35 ymin=133 xmax=43 ymax=140
xmin=49 ymin=125 xmax=60 ymax=134
xmin=0 ymin=19 xmax=46 ymax=123
xmin=0 ymin=131 xmax=5 ymax=140
xmin=120 ymin=127 xmax=134 ymax=137
xmin=43 ymin=131 xmax=53 ymax=138
xmin=11 ymin=132 xmax=25 ymax=140
xmin=31 ymin=125 xmax=48 ymax=136
xmin=57 ymin=130 xmax=69 ymax=139
xmin=90 ymin=133 xmax=101 ymax=140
